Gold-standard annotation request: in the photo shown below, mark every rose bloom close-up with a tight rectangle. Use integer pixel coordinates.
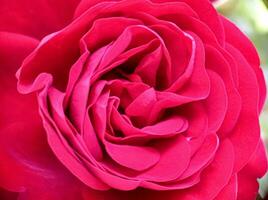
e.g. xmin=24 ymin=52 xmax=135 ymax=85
xmin=0 ymin=0 xmax=267 ymax=199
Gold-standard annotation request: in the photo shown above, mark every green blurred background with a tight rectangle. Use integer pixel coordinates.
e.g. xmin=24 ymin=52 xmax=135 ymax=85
xmin=216 ymin=0 xmax=268 ymax=197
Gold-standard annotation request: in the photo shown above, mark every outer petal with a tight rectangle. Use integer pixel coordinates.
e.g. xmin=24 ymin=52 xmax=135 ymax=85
xmin=237 ymin=140 xmax=267 ymax=200
xmin=178 ymin=0 xmax=225 ymax=46
xmin=0 ymin=0 xmax=81 ymax=39
xmin=226 ymin=44 xmax=263 ymax=172
xmin=74 ymin=0 xmax=117 ymax=17
xmin=0 ymin=32 xmax=38 ymax=127
xmin=0 ymin=32 xmax=88 ymax=199
xmin=0 ymin=188 xmax=18 ymax=200
xmin=75 ymin=0 xmax=225 ymax=45
xmin=222 ymin=16 xmax=266 ymax=112
xmin=214 ymin=175 xmax=237 ymax=200
xmin=174 ymin=139 xmax=234 ymax=200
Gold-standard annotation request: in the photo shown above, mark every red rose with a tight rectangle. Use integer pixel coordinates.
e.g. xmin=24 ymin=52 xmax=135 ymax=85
xmin=0 ymin=0 xmax=267 ymax=199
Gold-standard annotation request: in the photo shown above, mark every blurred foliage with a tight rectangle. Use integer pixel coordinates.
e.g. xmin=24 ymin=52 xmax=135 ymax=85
xmin=263 ymin=0 xmax=268 ymax=8
xmin=216 ymin=0 xmax=268 ymax=198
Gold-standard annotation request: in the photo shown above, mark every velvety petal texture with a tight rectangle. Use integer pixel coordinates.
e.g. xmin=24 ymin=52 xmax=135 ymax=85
xmin=0 ymin=0 xmax=267 ymax=199
xmin=0 ymin=0 xmax=81 ymax=39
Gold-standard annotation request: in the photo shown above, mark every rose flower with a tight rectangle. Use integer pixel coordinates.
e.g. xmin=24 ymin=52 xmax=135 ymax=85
xmin=0 ymin=0 xmax=267 ymax=199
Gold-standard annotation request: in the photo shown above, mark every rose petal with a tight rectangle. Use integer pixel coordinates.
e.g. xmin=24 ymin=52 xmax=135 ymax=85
xmin=222 ymin=16 xmax=266 ymax=112
xmin=109 ymin=109 xmax=188 ymax=144
xmin=226 ymin=44 xmax=261 ymax=172
xmin=167 ymin=33 xmax=210 ymax=102
xmin=37 ymin=89 xmax=109 ymax=191
xmin=66 ymin=46 xmax=106 ymax=132
xmin=0 ymin=0 xmax=80 ymax=39
xmin=0 ymin=32 xmax=94 ymax=200
xmin=181 ymin=102 xmax=208 ymax=138
xmin=138 ymin=136 xmax=191 ymax=182
xmin=214 ymin=175 xmax=237 ymax=200
xmin=149 ymin=24 xmax=192 ymax=87
xmin=180 ymin=134 xmax=219 ymax=179
xmin=174 ymin=139 xmax=235 ymax=199
xmin=83 ymin=17 xmax=141 ymax=52
xmin=0 ymin=32 xmax=38 ymax=127
xmin=75 ymin=0 xmax=198 ymax=20
xmin=105 ymin=142 xmax=160 ymax=171
xmin=125 ymin=88 xmax=158 ymax=126
xmin=205 ymin=45 xmax=241 ymax=135
xmin=93 ymin=138 xmax=234 ymax=200
xmin=237 ymin=140 xmax=267 ymax=200
xmin=141 ymin=172 xmax=200 ymax=190
xmin=152 ymin=0 xmax=224 ymax=45
xmin=135 ymin=44 xmax=162 ymax=87
xmin=0 ymin=187 xmax=18 ymax=200
xmin=108 ymin=79 xmax=150 ymax=109
xmin=179 ymin=0 xmax=225 ymax=45
xmin=204 ymin=70 xmax=227 ymax=132
xmin=76 ymin=0 xmax=225 ymax=46
xmin=0 ymin=32 xmax=44 ymax=191
xmin=142 ymin=116 xmax=188 ymax=136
